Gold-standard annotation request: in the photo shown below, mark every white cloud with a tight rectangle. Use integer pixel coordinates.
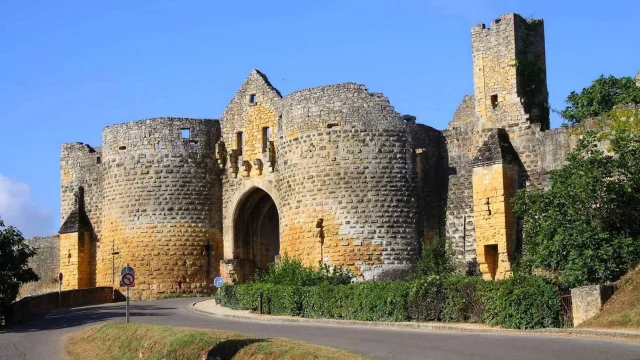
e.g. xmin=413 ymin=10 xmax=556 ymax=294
xmin=0 ymin=173 xmax=54 ymax=238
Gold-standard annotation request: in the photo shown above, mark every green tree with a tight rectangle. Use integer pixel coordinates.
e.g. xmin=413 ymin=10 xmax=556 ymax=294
xmin=513 ymin=110 xmax=640 ymax=288
xmin=0 ymin=217 xmax=39 ymax=314
xmin=560 ymin=75 xmax=640 ymax=124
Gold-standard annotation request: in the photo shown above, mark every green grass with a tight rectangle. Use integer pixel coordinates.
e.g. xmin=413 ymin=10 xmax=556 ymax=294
xmin=580 ymin=268 xmax=640 ymax=329
xmin=65 ymin=322 xmax=373 ymax=360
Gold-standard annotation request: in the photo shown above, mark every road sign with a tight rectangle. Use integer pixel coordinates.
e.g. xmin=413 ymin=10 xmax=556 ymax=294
xmin=120 ymin=264 xmax=135 ymax=276
xmin=121 ymin=272 xmax=135 ymax=287
xmin=213 ymin=277 xmax=224 ymax=288
xmin=58 ymin=272 xmax=63 ymax=282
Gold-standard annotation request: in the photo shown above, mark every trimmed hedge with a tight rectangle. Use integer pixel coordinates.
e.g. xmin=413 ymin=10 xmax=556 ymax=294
xmin=216 ymin=275 xmax=562 ymax=330
xmin=481 ymin=275 xmax=562 ymax=329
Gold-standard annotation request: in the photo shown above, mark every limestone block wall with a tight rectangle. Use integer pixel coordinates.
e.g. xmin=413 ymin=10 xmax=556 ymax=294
xmin=60 ymin=143 xmax=102 ymax=238
xmin=443 ymin=96 xmax=482 ymax=262
xmin=278 ymin=84 xmax=418 ymax=278
xmin=100 ymin=117 xmax=220 ymax=299
xmin=410 ymin=123 xmax=448 ymax=243
xmin=571 ymin=284 xmax=616 ymax=326
xmin=472 ymin=163 xmax=518 ymax=280
xmin=20 ymin=235 xmax=60 ymax=297
xmin=218 ymin=70 xmax=282 ymax=262
xmin=59 ymin=231 xmax=91 ymax=290
xmin=26 ymin=235 xmax=60 ymax=284
xmin=471 ymin=13 xmax=548 ymax=130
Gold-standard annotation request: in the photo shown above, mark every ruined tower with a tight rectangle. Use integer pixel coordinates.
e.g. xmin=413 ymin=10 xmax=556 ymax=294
xmin=472 ymin=13 xmax=549 ymax=130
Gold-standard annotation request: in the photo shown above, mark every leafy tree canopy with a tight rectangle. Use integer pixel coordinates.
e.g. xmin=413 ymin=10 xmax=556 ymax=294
xmin=560 ymin=75 xmax=640 ymax=124
xmin=514 ymin=108 xmax=640 ymax=289
xmin=0 ymin=217 xmax=38 ymax=312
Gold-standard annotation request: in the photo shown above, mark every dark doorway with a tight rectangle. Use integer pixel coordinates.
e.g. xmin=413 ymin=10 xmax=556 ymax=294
xmin=484 ymin=244 xmax=499 ymax=280
xmin=234 ymin=188 xmax=280 ymax=270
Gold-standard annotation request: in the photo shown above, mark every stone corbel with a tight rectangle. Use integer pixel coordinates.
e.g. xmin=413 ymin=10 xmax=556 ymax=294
xmin=228 ymin=150 xmax=239 ymax=178
xmin=253 ymin=159 xmax=263 ymax=175
xmin=215 ymin=142 xmax=227 ymax=170
xmin=241 ymin=160 xmax=251 ymax=178
xmin=266 ymin=141 xmax=276 ymax=172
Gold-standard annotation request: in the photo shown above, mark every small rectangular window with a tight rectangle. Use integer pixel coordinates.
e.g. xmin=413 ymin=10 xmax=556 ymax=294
xmin=96 ymin=156 xmax=101 ymax=164
xmin=118 ymin=146 xmax=126 ymax=151
xmin=181 ymin=128 xmax=190 ymax=139
xmin=236 ymin=131 xmax=244 ymax=156
xmin=262 ymin=127 xmax=270 ymax=152
xmin=249 ymin=94 xmax=257 ymax=105
xmin=491 ymin=94 xmax=498 ymax=109
xmin=157 ymin=141 xmax=162 ymax=150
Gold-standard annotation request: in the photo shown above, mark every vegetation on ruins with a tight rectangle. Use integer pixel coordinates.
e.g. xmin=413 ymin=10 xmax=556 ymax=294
xmin=416 ymin=236 xmax=456 ymax=277
xmin=514 ymin=108 xmax=640 ymax=289
xmin=559 ymin=75 xmax=640 ymax=124
xmin=0 ymin=217 xmax=39 ymax=315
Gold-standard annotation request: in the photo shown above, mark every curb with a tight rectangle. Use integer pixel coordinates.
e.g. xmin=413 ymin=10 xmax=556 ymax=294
xmin=187 ymin=300 xmax=640 ymax=341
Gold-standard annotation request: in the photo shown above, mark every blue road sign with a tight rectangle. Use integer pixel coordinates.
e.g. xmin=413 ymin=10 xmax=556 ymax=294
xmin=213 ymin=277 xmax=224 ymax=288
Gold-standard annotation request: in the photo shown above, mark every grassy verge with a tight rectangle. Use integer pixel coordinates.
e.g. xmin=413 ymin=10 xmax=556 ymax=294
xmin=66 ymin=322 xmax=372 ymax=360
xmin=580 ymin=268 xmax=640 ymax=329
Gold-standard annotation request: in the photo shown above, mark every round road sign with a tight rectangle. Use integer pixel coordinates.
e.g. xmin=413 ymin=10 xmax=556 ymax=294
xmin=213 ymin=277 xmax=224 ymax=288
xmin=121 ymin=272 xmax=135 ymax=287
xmin=121 ymin=264 xmax=135 ymax=276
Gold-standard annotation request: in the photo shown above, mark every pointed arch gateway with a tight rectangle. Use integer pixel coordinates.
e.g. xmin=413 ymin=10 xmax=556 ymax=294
xmin=233 ymin=187 xmax=280 ymax=271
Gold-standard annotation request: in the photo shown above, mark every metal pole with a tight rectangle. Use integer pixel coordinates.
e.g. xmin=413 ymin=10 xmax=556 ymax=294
xmin=126 ymin=286 xmax=130 ymax=323
xmin=58 ymin=281 xmax=62 ymax=308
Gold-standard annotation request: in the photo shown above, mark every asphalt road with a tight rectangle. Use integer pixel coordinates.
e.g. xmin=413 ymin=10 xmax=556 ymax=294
xmin=0 ymin=298 xmax=639 ymax=360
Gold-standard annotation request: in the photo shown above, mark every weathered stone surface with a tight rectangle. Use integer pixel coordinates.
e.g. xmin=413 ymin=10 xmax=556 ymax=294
xmin=571 ymin=284 xmax=616 ymax=327
xmin=59 ymin=12 xmax=632 ymax=295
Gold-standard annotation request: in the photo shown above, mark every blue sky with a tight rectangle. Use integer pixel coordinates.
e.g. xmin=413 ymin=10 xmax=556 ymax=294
xmin=0 ymin=0 xmax=638 ymax=237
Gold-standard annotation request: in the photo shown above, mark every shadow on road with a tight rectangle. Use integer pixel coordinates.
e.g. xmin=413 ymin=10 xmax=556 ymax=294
xmin=205 ymin=339 xmax=265 ymax=360
xmin=0 ymin=303 xmax=173 ymax=333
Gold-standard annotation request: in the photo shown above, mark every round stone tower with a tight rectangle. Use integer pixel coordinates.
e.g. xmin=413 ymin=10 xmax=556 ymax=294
xmin=277 ymin=83 xmax=418 ymax=279
xmin=98 ymin=117 xmax=220 ymax=299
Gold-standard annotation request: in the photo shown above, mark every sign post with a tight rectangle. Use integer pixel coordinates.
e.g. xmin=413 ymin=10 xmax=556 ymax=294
xmin=120 ymin=264 xmax=135 ymax=324
xmin=58 ymin=272 xmax=63 ymax=308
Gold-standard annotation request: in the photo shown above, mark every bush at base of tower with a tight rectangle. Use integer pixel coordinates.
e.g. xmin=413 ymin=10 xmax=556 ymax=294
xmin=216 ymin=274 xmax=562 ymax=330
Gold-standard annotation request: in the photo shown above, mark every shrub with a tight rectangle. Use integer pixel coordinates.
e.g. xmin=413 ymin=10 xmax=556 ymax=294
xmin=234 ymin=283 xmax=305 ymax=316
xmin=255 ymin=256 xmax=353 ymax=286
xmin=481 ymin=274 xmax=562 ymax=329
xmin=217 ymin=274 xmax=562 ymax=329
xmin=416 ymin=237 xmax=456 ymax=277
xmin=299 ymin=284 xmax=353 ymax=319
xmin=348 ymin=281 xmax=410 ymax=322
xmin=216 ymin=285 xmax=240 ymax=309
xmin=441 ymin=276 xmax=485 ymax=323
xmin=407 ymin=276 xmax=443 ymax=321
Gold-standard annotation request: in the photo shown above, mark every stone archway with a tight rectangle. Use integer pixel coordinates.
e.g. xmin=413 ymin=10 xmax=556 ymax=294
xmin=233 ymin=188 xmax=280 ymax=271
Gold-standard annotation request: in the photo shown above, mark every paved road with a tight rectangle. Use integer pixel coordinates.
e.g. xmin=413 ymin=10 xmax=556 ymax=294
xmin=1 ymin=298 xmax=639 ymax=360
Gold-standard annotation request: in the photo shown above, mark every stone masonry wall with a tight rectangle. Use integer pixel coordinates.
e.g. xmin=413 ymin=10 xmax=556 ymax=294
xmin=410 ymin=123 xmax=447 ymax=243
xmin=218 ymin=70 xmax=281 ymax=262
xmin=99 ymin=118 xmax=220 ymax=300
xmin=19 ymin=235 xmax=60 ymax=298
xmin=278 ymin=84 xmax=418 ymax=278
xmin=444 ymin=96 xmax=480 ymax=263
xmin=60 ymin=143 xmax=102 ymax=239
xmin=59 ymin=231 xmax=91 ymax=290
